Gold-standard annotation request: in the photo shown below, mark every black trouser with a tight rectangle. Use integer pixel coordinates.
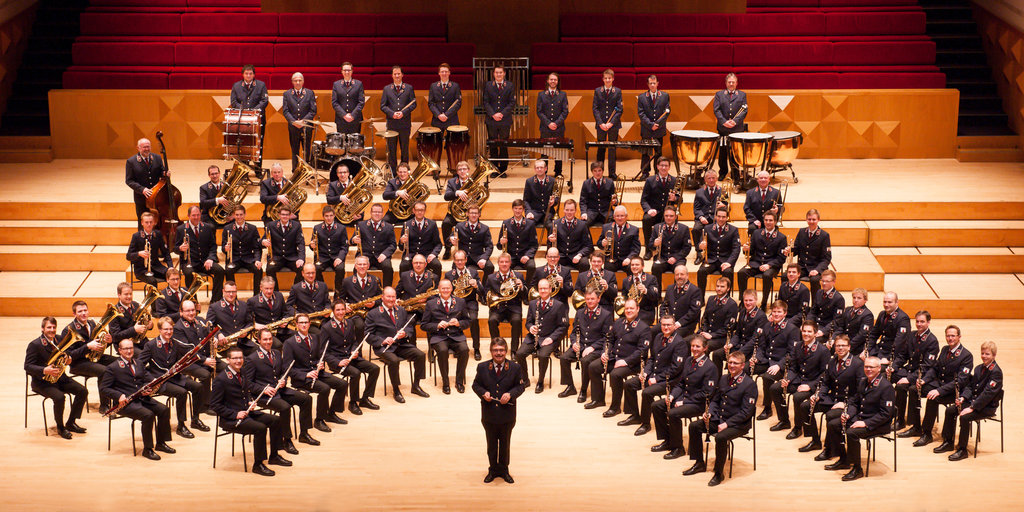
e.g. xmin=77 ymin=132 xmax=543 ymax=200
xmin=589 ymin=359 xmax=634 ymax=408
xmin=379 ymin=344 xmax=426 ymax=391
xmin=596 ymin=127 xmax=618 ymax=177
xmin=559 ymin=347 xmax=601 ymax=392
xmin=800 ymin=271 xmax=823 ymax=299
xmin=583 ymin=209 xmax=608 ymax=228
xmin=433 ymin=338 xmax=470 ymax=386
xmin=184 ymin=264 xmax=225 ymax=302
xmin=818 ymin=407 xmax=844 ymax=451
xmin=233 ymin=411 xmax=281 ymax=464
xmin=558 ymin=255 xmax=590 ymax=272
xmin=625 ymin=378 xmax=666 ymax=424
xmin=688 ymin=421 xmax=749 ymax=475
xmin=315 ymin=258 xmax=346 ymax=294
xmin=288 ymin=125 xmax=314 ymax=172
xmin=225 ymin=262 xmax=262 ymax=292
xmin=465 ymin=302 xmax=481 ymax=353
xmin=483 ymin=419 xmax=515 ymax=474
xmin=441 ymin=214 xmax=458 ymax=254
xmin=758 ymin=366 xmax=784 ymax=414
xmin=717 ymin=133 xmax=736 ymax=182
xmin=369 ymin=257 xmax=395 ymax=287
xmin=707 ymin=337 xmax=730 ymax=369
xmin=642 ymin=211 xmax=664 ymax=248
xmin=921 ymin=385 xmax=954 ymax=434
xmin=336 ymin=357 xmax=379 ymax=401
xmin=398 ymin=255 xmax=442 ymax=277
xmin=540 ymin=129 xmax=564 ymax=176
xmin=943 ymin=406 xmax=982 ymax=449
xmin=795 ymin=395 xmax=831 ymax=439
xmin=487 ymin=125 xmax=511 ymax=173
xmin=260 ymin=387 xmax=312 ymax=438
xmin=691 ymin=221 xmax=710 ymax=258
xmin=266 ymin=258 xmax=300 ymax=291
xmin=386 ymin=126 xmax=412 ymax=172
xmin=470 ymin=260 xmax=496 ymax=284
xmin=511 ymin=259 xmax=535 ymax=288
xmin=33 ymin=379 xmax=87 ymax=429
xmin=71 ymin=359 xmax=112 ymax=408
xmin=652 ymin=258 xmax=684 ymax=278
xmin=132 ymin=193 xmax=148 ymax=229
xmin=638 ymin=136 xmax=663 ymax=176
xmin=845 ymin=424 xmax=891 ymax=467
xmin=769 ymin=381 xmax=800 ymax=425
xmin=514 ymin=337 xmax=556 ymax=386
xmin=653 ymin=400 xmax=702 ymax=449
xmin=697 ymin=263 xmax=734 ymax=297
xmin=488 ymin=308 xmax=522 ymax=353
xmin=181 ymin=364 xmax=212 ymax=413
xmin=121 ymin=399 xmax=171 ymax=450
xmin=133 ymin=264 xmax=169 ymax=287
xmin=300 ymin=373 xmax=347 ymax=419
xmin=895 ymin=381 xmax=923 ymax=429
xmin=737 ymin=266 xmax=779 ymax=310
xmin=158 ymin=377 xmax=202 ymax=426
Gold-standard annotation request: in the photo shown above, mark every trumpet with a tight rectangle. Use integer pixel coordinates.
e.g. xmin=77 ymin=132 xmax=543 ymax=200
xmin=182 ymin=231 xmax=192 ymax=271
xmin=607 ymin=179 xmax=625 ymax=220
xmin=310 ymin=231 xmax=319 ymax=266
xmin=43 ymin=329 xmax=85 ymax=383
xmin=486 ymin=274 xmax=523 ymax=308
xmin=225 ymin=232 xmax=234 ymax=270
xmin=603 ymin=229 xmax=615 ymax=262
xmin=144 ymin=238 xmax=154 ymax=278
xmin=496 ymin=224 xmax=507 ymax=255
xmin=652 ymin=224 xmax=664 ymax=264
xmin=263 ymin=227 xmax=273 ymax=269
xmin=700 ymin=229 xmax=709 ymax=266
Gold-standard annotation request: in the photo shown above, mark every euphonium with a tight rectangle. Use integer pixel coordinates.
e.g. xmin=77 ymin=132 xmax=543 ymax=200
xmin=130 ymin=284 xmax=161 ymax=344
xmin=449 ymin=155 xmax=497 ymax=222
xmin=182 ymin=273 xmax=209 ymax=304
xmin=209 ymin=159 xmax=253 ymax=224
xmin=388 ymin=155 xmax=439 ymax=221
xmin=87 ymin=303 xmax=125 ymax=362
xmin=268 ymin=157 xmax=316 ymax=221
xmin=486 ymin=274 xmax=523 ymax=308
xmin=332 ymin=157 xmax=377 ymax=224
xmin=44 ymin=329 xmax=85 ymax=383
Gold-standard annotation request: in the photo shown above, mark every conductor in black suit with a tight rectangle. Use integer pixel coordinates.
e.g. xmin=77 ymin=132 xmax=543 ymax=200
xmin=331 ymin=62 xmax=364 ymax=135
xmin=637 ymin=74 xmax=670 ymax=177
xmin=593 ymin=69 xmax=623 ymax=179
xmin=281 ymin=72 xmax=317 ymax=172
xmin=537 ymin=72 xmax=568 ymax=176
xmin=713 ymin=73 xmax=747 ymax=182
xmin=380 ymin=66 xmax=417 ymax=172
xmin=125 ymin=137 xmax=167 ymax=228
xmin=473 ymin=337 xmax=526 ymax=484
xmin=229 ymin=65 xmax=269 ymax=171
xmin=483 ymin=65 xmax=515 ymax=175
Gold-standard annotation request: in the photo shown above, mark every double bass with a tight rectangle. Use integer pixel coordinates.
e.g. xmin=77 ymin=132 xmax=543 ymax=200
xmin=147 ymin=131 xmax=182 ymax=248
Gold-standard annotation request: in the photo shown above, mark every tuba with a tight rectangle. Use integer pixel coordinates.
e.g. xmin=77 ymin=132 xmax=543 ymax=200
xmin=448 ymin=155 xmax=497 ymax=222
xmin=209 ymin=159 xmax=254 ymax=224
xmin=388 ymin=155 xmax=439 ymax=221
xmin=332 ymin=156 xmax=377 ymax=224
xmin=267 ymin=157 xmax=317 ymax=221
xmin=486 ymin=274 xmax=523 ymax=308
xmin=87 ymin=303 xmax=125 ymax=362
xmin=44 ymin=329 xmax=85 ymax=383
xmin=130 ymin=284 xmax=161 ymax=344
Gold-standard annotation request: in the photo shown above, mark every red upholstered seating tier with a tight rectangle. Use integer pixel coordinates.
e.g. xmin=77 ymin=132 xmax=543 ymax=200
xmin=274 ymin=43 xmax=375 ymax=67
xmin=825 ymin=11 xmax=925 ymax=35
xmin=375 ymin=14 xmax=447 ymax=38
xmin=833 ymin=40 xmax=935 ymax=65
xmin=373 ymin=42 xmax=474 ymax=67
xmin=79 ymin=12 xmax=181 ymax=36
xmin=174 ymin=42 xmax=274 ymax=67
xmin=631 ymin=14 xmax=731 ymax=38
xmin=633 ymin=43 xmax=732 ymax=67
xmin=838 ymin=72 xmax=945 ymax=88
xmin=63 ymin=70 xmax=168 ymax=89
xmin=72 ymin=42 xmax=174 ymax=66
xmin=733 ymin=42 xmax=833 ymax=66
xmin=180 ymin=13 xmax=278 ymax=36
xmin=532 ymin=42 xmax=633 ymax=67
xmin=727 ymin=12 xmax=826 ymax=37
xmin=560 ymin=13 xmax=632 ymax=39
xmin=277 ymin=13 xmax=377 ymax=37
xmin=534 ymin=72 xmax=638 ymax=90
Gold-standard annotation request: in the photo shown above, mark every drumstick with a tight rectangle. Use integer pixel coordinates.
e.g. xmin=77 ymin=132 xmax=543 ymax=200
xmin=360 ymin=117 xmax=384 ymax=124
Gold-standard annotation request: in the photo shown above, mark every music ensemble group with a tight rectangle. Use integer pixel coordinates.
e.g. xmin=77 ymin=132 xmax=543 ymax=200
xmin=24 ymin=63 xmax=1004 ymax=485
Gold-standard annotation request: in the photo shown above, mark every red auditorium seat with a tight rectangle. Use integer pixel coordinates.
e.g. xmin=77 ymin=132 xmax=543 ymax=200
xmin=633 ymin=42 xmax=731 ymax=68
xmin=277 ymin=13 xmax=377 ymax=38
xmin=79 ymin=12 xmax=181 ymax=36
xmin=824 ymin=11 xmax=926 ymax=36
xmin=833 ymin=41 xmax=935 ymax=65
xmin=186 ymin=0 xmax=260 ymax=7
xmin=274 ymin=43 xmax=374 ymax=68
xmin=63 ymin=70 xmax=168 ymax=89
xmin=632 ymin=14 xmax=730 ymax=38
xmin=728 ymin=13 xmax=826 ymax=37
xmin=72 ymin=41 xmax=174 ymax=66
xmin=373 ymin=42 xmax=474 ymax=72
xmin=746 ymin=0 xmax=818 ymax=6
xmin=374 ymin=14 xmax=447 ymax=38
xmin=88 ymin=0 xmax=187 ymax=7
xmin=168 ymin=72 xmax=240 ymax=89
xmin=819 ymin=0 xmax=917 ymax=6
xmin=179 ymin=13 xmax=278 ymax=36
xmin=175 ymin=42 xmax=274 ymax=67
xmin=545 ymin=72 xmax=637 ymax=90
xmin=734 ymin=42 xmax=833 ymax=66
xmin=560 ymin=13 xmax=631 ymax=40
xmin=532 ymin=42 xmax=632 ymax=68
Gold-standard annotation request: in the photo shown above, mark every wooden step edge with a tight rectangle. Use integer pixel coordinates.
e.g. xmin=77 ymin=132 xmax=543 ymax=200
xmin=955 ymin=147 xmax=1024 ymax=162
xmin=956 ymin=134 xmax=1020 ymax=149
xmin=0 ymin=148 xmax=54 ymax=163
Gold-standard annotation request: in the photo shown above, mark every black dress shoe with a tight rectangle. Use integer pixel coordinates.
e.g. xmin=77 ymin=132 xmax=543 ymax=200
xmin=142 ymin=448 xmax=161 ymax=461
xmin=313 ymin=419 xmax=332 ymax=432
xmin=394 ymin=392 xmax=406 ymax=404
xmin=651 ymin=441 xmax=671 ymax=452
xmin=442 ymin=249 xmax=451 ymax=260
xmin=770 ymin=421 xmax=791 ymax=432
xmin=359 ymin=398 xmax=380 ymax=410
xmin=443 ymin=385 xmax=451 ymax=395
xmin=283 ymin=439 xmax=299 ymax=455
xmin=57 ymin=428 xmax=73 ymax=440
xmin=824 ymin=461 xmax=851 ymax=471
xmin=535 ymin=382 xmax=544 ymax=394
xmin=799 ymin=440 xmax=822 ymax=453
xmin=786 ymin=428 xmax=802 ymax=440
xmin=268 ymin=454 xmax=292 ymax=466
xmin=501 ymin=472 xmax=514 ymax=484
xmin=617 ymin=415 xmax=641 ymax=426
xmin=708 ymin=473 xmax=724 ymax=487
xmin=756 ymin=410 xmax=773 ymax=421
xmin=577 ymin=392 xmax=588 ymax=403
xmin=456 ymin=383 xmax=466 ymax=393
xmin=474 ymin=351 xmax=482 ymax=361
xmin=584 ymin=400 xmax=605 ymax=410
xmin=349 ymin=402 xmax=363 ymax=415
xmin=65 ymin=422 xmax=87 ymax=434
xmin=325 ymin=413 xmax=347 ymax=425
xmin=663 ymin=448 xmax=686 ymax=460
xmin=912 ymin=435 xmax=933 ymax=447
xmin=948 ymin=449 xmax=968 ymax=461
xmin=682 ymin=462 xmax=706 ymax=476
xmin=410 ymin=385 xmax=430 ymax=398
xmin=484 ymin=471 xmax=496 ymax=483
xmin=841 ymin=466 xmax=864 ymax=481
xmin=933 ymin=441 xmax=955 ymax=453
xmin=897 ymin=427 xmax=922 ymax=438
xmin=191 ymin=418 xmax=210 ymax=432
xmin=634 ymin=425 xmax=651 ymax=436
xmin=155 ymin=442 xmax=176 ymax=454
xmin=814 ymin=449 xmax=833 ymax=461
xmin=176 ymin=424 xmax=195 ymax=439
xmin=558 ymin=387 xmax=577 ymax=398
xmin=252 ymin=462 xmax=275 ymax=477
xmin=298 ymin=433 xmax=320 ymax=446
xmin=602 ymin=408 xmax=620 ymax=418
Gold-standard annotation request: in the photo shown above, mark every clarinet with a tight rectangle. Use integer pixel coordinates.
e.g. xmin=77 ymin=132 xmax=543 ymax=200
xmin=639 ymin=334 xmax=649 ymax=390
xmin=840 ymin=389 xmax=850 ymax=447
xmin=703 ymin=392 xmax=713 ymax=444
xmin=954 ymin=378 xmax=962 ymax=413
xmin=779 ymin=353 xmax=792 ymax=404
xmin=574 ymin=321 xmax=583 ymax=370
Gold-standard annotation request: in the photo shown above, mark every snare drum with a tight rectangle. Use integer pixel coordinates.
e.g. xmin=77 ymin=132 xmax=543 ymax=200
xmin=767 ymin=131 xmax=802 ymax=167
xmin=445 ymin=125 xmax=470 ymax=168
xmin=345 ymin=133 xmax=365 ymax=155
xmin=728 ymin=132 xmax=774 ymax=169
xmin=671 ymin=130 xmax=719 ymax=167
xmin=417 ymin=127 xmax=444 ymax=162
xmin=325 ymin=132 xmax=346 ymax=156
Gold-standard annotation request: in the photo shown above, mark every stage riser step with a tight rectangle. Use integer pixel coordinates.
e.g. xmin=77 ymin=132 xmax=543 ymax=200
xmin=869 ymin=229 xmax=1024 ymax=247
xmin=875 ymin=255 xmax=1024 ymax=274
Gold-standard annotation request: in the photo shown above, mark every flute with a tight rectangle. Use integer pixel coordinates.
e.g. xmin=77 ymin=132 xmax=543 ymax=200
xmin=237 ymin=361 xmax=295 ymax=427
xmin=383 ymin=316 xmax=416 ymax=354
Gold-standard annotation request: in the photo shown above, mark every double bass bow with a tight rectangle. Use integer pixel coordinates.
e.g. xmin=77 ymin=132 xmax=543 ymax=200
xmin=148 ymin=131 xmax=182 ymax=248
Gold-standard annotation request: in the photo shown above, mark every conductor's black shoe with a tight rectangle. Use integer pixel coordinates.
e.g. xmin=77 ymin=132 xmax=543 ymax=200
xmin=325 ymin=413 xmax=347 ymax=425
xmin=634 ymin=425 xmax=652 ymax=436
xmin=584 ymin=400 xmax=605 ymax=409
xmin=349 ymin=402 xmax=363 ymax=415
xmin=359 ymin=398 xmax=380 ymax=410
xmin=313 ymin=419 xmax=332 ymax=432
xmin=57 ymin=428 xmax=73 ymax=440
xmin=933 ymin=441 xmax=955 ymax=453
xmin=142 ymin=448 xmax=161 ymax=461
xmin=252 ymin=463 xmax=275 ymax=477
xmin=577 ymin=392 xmax=588 ymax=403
xmin=770 ymin=421 xmax=791 ymax=432
xmin=298 ymin=433 xmax=320 ymax=446
xmin=663 ymin=448 xmax=686 ymax=460
xmin=897 ymin=427 xmax=922 ymax=438
xmin=682 ymin=462 xmax=706 ymax=476
xmin=176 ymin=424 xmax=194 ymax=439
xmin=456 ymin=383 xmax=466 ymax=393
xmin=841 ymin=466 xmax=864 ymax=481
xmin=268 ymin=454 xmax=292 ymax=467
xmin=443 ymin=384 xmax=451 ymax=395
xmin=535 ymin=382 xmax=544 ymax=394
xmin=191 ymin=418 xmax=209 ymax=432
xmin=484 ymin=471 xmax=496 ymax=483
xmin=948 ymin=449 xmax=968 ymax=461
xmin=501 ymin=472 xmax=514 ymax=484
xmin=602 ymin=408 xmax=620 ymax=418
xmin=65 ymin=422 xmax=87 ymax=434
xmin=708 ymin=473 xmax=724 ymax=487
xmin=442 ymin=249 xmax=451 ymax=260
xmin=617 ymin=415 xmax=641 ymax=426
xmin=814 ymin=449 xmax=834 ymax=462
xmin=393 ymin=392 xmax=406 ymax=404
xmin=799 ymin=440 xmax=822 ymax=453
xmin=651 ymin=441 xmax=671 ymax=452
xmin=824 ymin=461 xmax=851 ymax=471
xmin=786 ymin=427 xmax=802 ymax=440
xmin=155 ymin=442 xmax=176 ymax=454
xmin=474 ymin=351 xmax=482 ymax=361
xmin=411 ymin=385 xmax=430 ymax=398
xmin=912 ymin=435 xmax=933 ymax=447
xmin=558 ymin=386 xmax=577 ymax=398
xmin=756 ymin=410 xmax=773 ymax=421
xmin=283 ymin=439 xmax=299 ymax=455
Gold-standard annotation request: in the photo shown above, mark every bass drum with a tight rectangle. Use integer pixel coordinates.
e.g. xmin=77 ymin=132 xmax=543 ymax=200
xmin=332 ymin=157 xmax=362 ymax=178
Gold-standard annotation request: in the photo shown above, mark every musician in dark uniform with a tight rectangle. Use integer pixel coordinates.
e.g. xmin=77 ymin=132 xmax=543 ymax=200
xmin=483 ymin=65 xmax=515 ymax=175
xmin=786 ymin=208 xmax=832 ymax=297
xmin=152 ymin=268 xmax=185 ymax=321
xmin=533 ymin=247 xmax=573 ymax=305
xmin=943 ymin=341 xmax=1001 ymax=461
xmin=559 ymin=290 xmax=611 ymax=404
xmin=212 ymin=345 xmax=288 ymax=476
xmin=537 ymin=72 xmax=568 ymax=176
xmin=751 ymin=301 xmax=799 ymax=422
xmin=777 ymin=264 xmax=810 ymax=323
xmin=365 ymin=287 xmax=429 ymax=402
xmin=579 ymin=162 xmax=616 ymax=227
xmin=769 ymin=320 xmax=829 ymax=435
xmin=263 ymin=205 xmax=305 ymax=291
xmin=736 ymin=211 xmax=787 ymax=311
xmin=127 ymin=212 xmax=172 ymax=286
xmin=637 ymin=74 xmax=670 ymax=177
xmin=514 ymin=279 xmax=568 ymax=394
xmin=139 ymin=317 xmax=206 ymax=439
xmin=485 ymin=254 xmax=527 ymax=353
xmin=320 ymin=301 xmax=380 ymax=415
xmin=62 ymin=302 xmax=116 ymax=398
xmin=441 ymin=253 xmax=480 ymax=362
xmin=823 ymin=356 xmax=895 ymax=481
xmin=640 ymin=157 xmax=679 ymax=248
xmin=331 ymin=62 xmax=364 ymax=135
xmin=173 ymin=302 xmax=216 ymax=425
xmin=282 ymin=72 xmax=317 ymax=172
xmin=382 ymin=162 xmax=410 ymax=225
xmin=259 ymin=163 xmax=291 ymax=226
xmin=429 ymin=63 xmax=463 ymax=170
xmin=473 ymin=338 xmax=525 ymax=484
xmin=247 ymin=328 xmax=318 ymax=450
xmin=339 ymin=255 xmax=381 ymax=341
xmin=422 ymin=280 xmax=471 ymax=394
xmin=696 ymin=207 xmax=741 ymax=297
xmin=523 ymin=159 xmax=557 ymax=230
xmin=684 ymin=351 xmax=758 ymax=486
xmin=651 ymin=336 xmax=718 ymax=460
xmin=866 ymin=292 xmax=911 ymax=364
xmin=229 ymin=64 xmax=269 ymax=171
xmin=593 ymin=69 xmax=623 ymax=179
xmin=175 ymin=205 xmax=225 ymax=302
xmin=808 ymin=270 xmax=845 ymax=343
xmin=100 ymin=339 xmax=174 ymax=461
xmin=283 ymin=314 xmax=348 ymax=429
xmin=287 ymin=264 xmax=330 ymax=335
xmin=551 ymin=199 xmax=593 ymax=271
xmin=125 ymin=137 xmax=167 ymax=227
xmin=199 ymin=164 xmax=230 ymax=227
xmin=396 ymin=254 xmax=439 ymax=332
xmin=397 ymin=201 xmax=443 ymax=277
xmin=713 ymin=73 xmax=747 ymax=182
xmin=830 ymin=288 xmax=873 ymax=357
xmin=499 ymin=199 xmax=538 ymax=285
xmin=743 ymin=171 xmax=785 ymax=236
xmin=441 ymin=161 xmax=472 ymax=259
xmin=662 ymin=265 xmax=703 ymax=336
xmin=649 ymin=207 xmax=691 ymax=277
xmin=207 ymin=281 xmax=254 ymax=354
xmin=621 ymin=315 xmax=684 ymax=434
xmin=380 ymin=66 xmax=417 ymax=172
xmin=701 ymin=277 xmax=739 ymax=368
xmin=222 ymin=205 xmax=263 ymax=290
xmin=798 ymin=334 xmax=862 ymax=459
xmin=728 ymin=290 xmax=768 ymax=372
xmin=597 ymin=206 xmax=642 ymax=273
xmin=310 ymin=206 xmax=349 ymax=293
xmin=892 ymin=311 xmax=939 ymax=437
xmin=913 ymin=324 xmax=973 ymax=448
xmin=691 ymin=171 xmax=727 ymax=265
xmin=621 ymin=257 xmax=661 ymax=325
xmin=589 ymin=300 xmax=650 ymax=416
xmin=351 ymin=204 xmax=397 ymax=287
xmin=453 ymin=206 xmax=495 ymax=280
xmin=248 ymin=276 xmax=295 ymax=348
xmin=115 ymin=280 xmax=150 ymax=349
xmin=326 ymin=164 xmax=359 ymax=222
xmin=24 ymin=317 xmax=89 ymax=439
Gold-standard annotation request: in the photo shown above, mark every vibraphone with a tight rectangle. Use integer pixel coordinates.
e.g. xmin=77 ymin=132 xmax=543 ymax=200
xmin=584 ymin=139 xmax=662 ymax=181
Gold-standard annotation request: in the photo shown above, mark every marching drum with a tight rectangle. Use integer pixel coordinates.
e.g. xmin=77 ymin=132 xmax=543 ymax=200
xmin=222 ymin=108 xmax=262 ymax=161
xmin=728 ymin=132 xmax=774 ymax=189
xmin=445 ymin=125 xmax=471 ymax=169
xmin=325 ymin=132 xmax=346 ymax=156
xmin=767 ymin=130 xmax=802 ymax=183
xmin=416 ymin=127 xmax=444 ymax=163
xmin=345 ymin=133 xmax=366 ymax=155
xmin=670 ymin=129 xmax=719 ymax=188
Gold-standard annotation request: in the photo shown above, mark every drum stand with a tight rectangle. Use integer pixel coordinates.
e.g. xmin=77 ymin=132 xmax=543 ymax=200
xmin=768 ymin=161 xmax=799 ymax=184
xmin=730 ymin=140 xmax=769 ymax=192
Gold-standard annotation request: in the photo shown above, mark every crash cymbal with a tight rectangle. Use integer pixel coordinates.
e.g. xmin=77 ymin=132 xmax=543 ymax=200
xmin=376 ymin=130 xmax=399 ymax=138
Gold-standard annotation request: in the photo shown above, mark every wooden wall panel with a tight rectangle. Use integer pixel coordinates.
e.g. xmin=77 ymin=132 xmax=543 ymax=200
xmin=0 ymin=0 xmax=36 ymax=127
xmin=975 ymin=5 xmax=1024 ymax=151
